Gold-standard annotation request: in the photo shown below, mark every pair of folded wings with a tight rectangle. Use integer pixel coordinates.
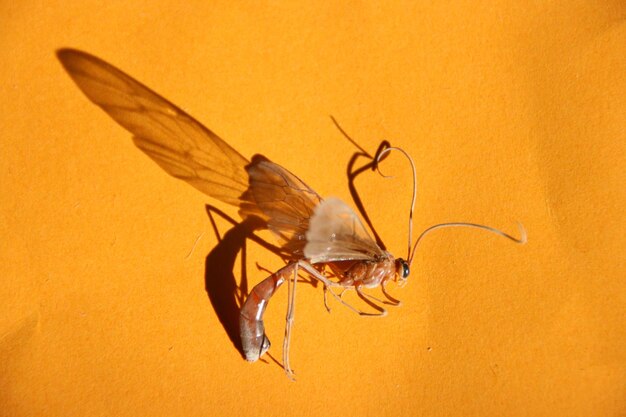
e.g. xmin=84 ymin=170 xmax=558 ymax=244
xmin=57 ymin=49 xmax=384 ymax=264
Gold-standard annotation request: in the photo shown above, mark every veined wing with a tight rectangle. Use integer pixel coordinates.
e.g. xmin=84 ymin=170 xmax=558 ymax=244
xmin=57 ymin=48 xmax=249 ymax=206
xmin=241 ymin=155 xmax=323 ymax=258
xmin=58 ymin=49 xmax=326 ymax=258
xmin=304 ymin=197 xmax=384 ymax=263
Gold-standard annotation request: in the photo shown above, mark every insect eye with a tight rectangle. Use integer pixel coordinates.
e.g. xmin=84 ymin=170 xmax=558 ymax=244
xmin=397 ymin=259 xmax=410 ymax=279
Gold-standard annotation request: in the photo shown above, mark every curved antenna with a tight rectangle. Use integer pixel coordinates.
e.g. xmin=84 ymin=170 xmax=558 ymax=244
xmin=375 ymin=147 xmax=418 ymax=261
xmin=407 ymin=221 xmax=527 ymax=266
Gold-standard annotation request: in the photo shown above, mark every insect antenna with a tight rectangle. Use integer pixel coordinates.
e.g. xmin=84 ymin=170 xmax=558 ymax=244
xmin=373 ymin=146 xmax=527 ymax=269
xmin=408 ymin=222 xmax=527 ymax=267
xmin=375 ymin=146 xmax=418 ymax=262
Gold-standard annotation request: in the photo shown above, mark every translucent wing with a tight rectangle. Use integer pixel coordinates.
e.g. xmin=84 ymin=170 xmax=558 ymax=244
xmin=57 ymin=48 xmax=249 ymax=206
xmin=304 ymin=197 xmax=385 ymax=263
xmin=241 ymin=155 xmax=323 ymax=258
xmin=58 ymin=49 xmax=325 ymax=258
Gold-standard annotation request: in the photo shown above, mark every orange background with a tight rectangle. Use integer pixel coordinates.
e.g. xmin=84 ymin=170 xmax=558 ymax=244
xmin=2 ymin=2 xmax=625 ymax=416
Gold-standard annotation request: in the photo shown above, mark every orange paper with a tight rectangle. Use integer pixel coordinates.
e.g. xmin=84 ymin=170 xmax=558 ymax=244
xmin=1 ymin=2 xmax=624 ymax=416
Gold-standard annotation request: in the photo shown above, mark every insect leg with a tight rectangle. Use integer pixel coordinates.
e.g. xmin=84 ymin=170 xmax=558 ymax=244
xmin=323 ymin=287 xmax=331 ymax=312
xmin=239 ymin=263 xmax=296 ymax=362
xmin=381 ymin=283 xmax=402 ymax=306
xmin=296 ymin=262 xmax=337 ymax=287
xmin=355 ymin=286 xmax=388 ymax=317
xmin=282 ymin=261 xmax=298 ymax=380
xmin=297 ymin=263 xmax=382 ymax=316
xmin=336 ymin=289 xmax=383 ymax=316
xmin=298 ymin=262 xmax=355 ymax=309
xmin=358 ymin=289 xmax=398 ymax=307
xmin=322 ymin=286 xmax=347 ymax=313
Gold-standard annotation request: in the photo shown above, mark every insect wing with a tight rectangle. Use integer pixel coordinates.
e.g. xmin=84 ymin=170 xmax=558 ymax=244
xmin=59 ymin=49 xmax=333 ymax=260
xmin=304 ymin=197 xmax=385 ymax=263
xmin=57 ymin=49 xmax=249 ymax=207
xmin=241 ymin=156 xmax=323 ymax=258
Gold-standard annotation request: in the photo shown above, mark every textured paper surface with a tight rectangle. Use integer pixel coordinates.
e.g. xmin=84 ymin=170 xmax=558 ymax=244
xmin=1 ymin=2 xmax=625 ymax=416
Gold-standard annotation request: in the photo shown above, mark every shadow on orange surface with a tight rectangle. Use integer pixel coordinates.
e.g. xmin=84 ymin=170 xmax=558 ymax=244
xmin=202 ymin=135 xmax=387 ymax=363
xmin=203 ymin=205 xmax=273 ymax=359
xmin=344 ymin=138 xmax=392 ymax=251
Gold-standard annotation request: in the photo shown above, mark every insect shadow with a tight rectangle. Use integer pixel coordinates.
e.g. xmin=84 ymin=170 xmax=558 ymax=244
xmin=55 ymin=49 xmax=525 ymax=376
xmin=204 ymin=135 xmax=391 ymax=360
xmin=203 ymin=204 xmax=275 ymax=359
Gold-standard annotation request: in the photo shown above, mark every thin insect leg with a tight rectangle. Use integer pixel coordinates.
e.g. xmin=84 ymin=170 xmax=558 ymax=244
xmin=298 ymin=262 xmax=383 ymax=316
xmin=297 ymin=263 xmax=365 ymax=312
xmin=323 ymin=286 xmax=349 ymax=313
xmin=333 ymin=287 xmax=386 ymax=316
xmin=256 ymin=262 xmax=313 ymax=286
xmin=297 ymin=262 xmax=341 ymax=289
xmin=282 ymin=262 xmax=298 ymax=380
xmin=337 ymin=287 xmax=348 ymax=299
xmin=359 ymin=289 xmax=398 ymax=307
xmin=355 ymin=286 xmax=388 ymax=317
xmin=327 ymin=284 xmax=380 ymax=317
xmin=381 ymin=283 xmax=402 ymax=306
xmin=336 ymin=292 xmax=380 ymax=316
xmin=323 ymin=287 xmax=331 ymax=313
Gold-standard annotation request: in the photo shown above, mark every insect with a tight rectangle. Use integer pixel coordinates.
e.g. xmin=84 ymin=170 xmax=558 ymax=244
xmin=58 ymin=49 xmax=526 ymax=379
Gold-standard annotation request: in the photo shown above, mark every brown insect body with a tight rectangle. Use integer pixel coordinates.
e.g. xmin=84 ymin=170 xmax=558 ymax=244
xmin=58 ymin=48 xmax=525 ymax=380
xmin=330 ymin=254 xmax=397 ymax=288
